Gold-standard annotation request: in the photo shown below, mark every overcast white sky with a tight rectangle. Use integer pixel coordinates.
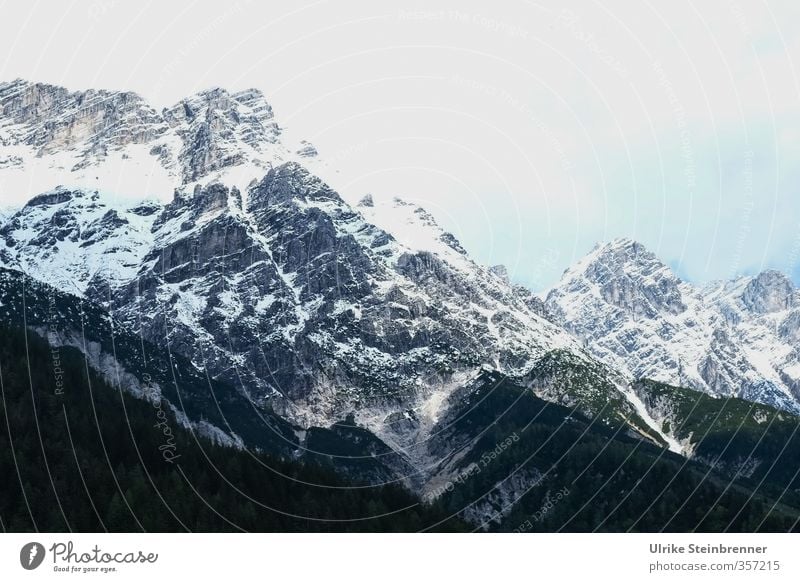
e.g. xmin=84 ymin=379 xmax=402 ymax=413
xmin=1 ymin=0 xmax=799 ymax=290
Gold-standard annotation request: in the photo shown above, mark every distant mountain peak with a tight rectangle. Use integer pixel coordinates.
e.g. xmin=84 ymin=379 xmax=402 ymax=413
xmin=547 ymin=239 xmax=800 ymax=413
xmin=595 ymin=235 xmax=638 ymax=250
xmin=553 ymin=237 xmax=686 ymax=318
xmin=357 ymin=193 xmax=374 ymax=207
xmin=563 ymin=238 xmax=662 ymax=278
xmin=742 ymin=269 xmax=796 ymax=313
xmin=589 ymin=237 xmax=660 ymax=263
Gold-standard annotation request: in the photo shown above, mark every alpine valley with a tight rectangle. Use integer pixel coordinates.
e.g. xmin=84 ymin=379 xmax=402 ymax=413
xmin=1 ymin=80 xmax=799 ymax=532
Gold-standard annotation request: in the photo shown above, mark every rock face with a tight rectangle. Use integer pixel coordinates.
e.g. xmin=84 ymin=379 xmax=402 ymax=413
xmin=549 ymin=239 xmax=686 ymax=321
xmin=162 ymin=87 xmax=282 ymax=182
xmin=0 ymin=80 xmax=166 ymax=158
xmin=741 ymin=270 xmax=796 ymax=314
xmin=546 ymin=238 xmax=800 ymax=412
xmin=107 ymin=161 xmax=583 ymax=428
xmin=0 ymin=79 xmax=321 ymax=201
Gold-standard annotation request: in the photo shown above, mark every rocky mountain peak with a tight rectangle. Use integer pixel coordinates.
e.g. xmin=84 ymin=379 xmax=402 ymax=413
xmin=0 ymin=80 xmax=322 ymax=203
xmin=247 ymin=161 xmax=341 ymax=210
xmin=0 ymin=79 xmax=166 ymax=157
xmin=489 ymin=264 xmax=509 ymax=283
xmin=591 ymin=237 xmax=656 ymax=264
xmin=295 ymin=139 xmax=319 ymax=159
xmin=547 ymin=239 xmax=800 ymax=413
xmin=163 ymin=86 xmax=283 ymax=183
xmin=357 ymin=193 xmax=375 ymax=207
xmin=555 ymin=238 xmax=686 ymax=318
xmin=741 ymin=269 xmax=796 ymax=314
xmin=164 ymin=86 xmax=277 ymax=133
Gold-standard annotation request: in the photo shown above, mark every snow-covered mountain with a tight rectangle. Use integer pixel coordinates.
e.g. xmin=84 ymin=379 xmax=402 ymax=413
xmin=546 ymin=238 xmax=800 ymax=413
xmin=5 ymin=80 xmax=800 ymax=527
xmin=6 ymin=79 xmax=800 ymax=534
xmin=0 ymin=80 xmax=615 ymax=443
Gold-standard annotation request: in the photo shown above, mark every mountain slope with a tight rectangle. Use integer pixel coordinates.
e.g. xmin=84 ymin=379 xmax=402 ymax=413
xmin=423 ymin=371 xmax=800 ymax=532
xmin=633 ymin=378 xmax=800 ymax=493
xmin=0 ymin=321 xmax=466 ymax=532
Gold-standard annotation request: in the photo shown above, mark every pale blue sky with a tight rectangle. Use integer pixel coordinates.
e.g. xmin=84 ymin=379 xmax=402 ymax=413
xmin=1 ymin=0 xmax=799 ymax=290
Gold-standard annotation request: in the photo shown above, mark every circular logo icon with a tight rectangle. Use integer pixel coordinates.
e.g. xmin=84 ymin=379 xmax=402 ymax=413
xmin=19 ymin=542 xmax=46 ymax=570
